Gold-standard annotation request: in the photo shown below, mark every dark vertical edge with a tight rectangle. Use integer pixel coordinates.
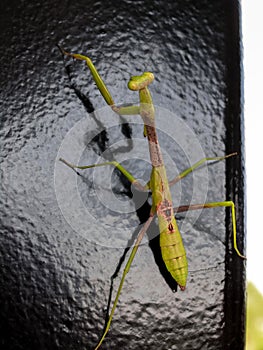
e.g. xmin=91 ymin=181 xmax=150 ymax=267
xmin=224 ymin=1 xmax=246 ymax=349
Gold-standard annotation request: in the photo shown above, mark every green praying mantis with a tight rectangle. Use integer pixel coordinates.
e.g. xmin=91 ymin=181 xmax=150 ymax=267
xmin=58 ymin=46 xmax=246 ymax=350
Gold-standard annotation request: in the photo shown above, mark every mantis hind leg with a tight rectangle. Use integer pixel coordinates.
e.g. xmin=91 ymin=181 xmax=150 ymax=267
xmin=169 ymin=153 xmax=237 ymax=187
xmin=174 ymin=201 xmax=246 ymax=259
xmin=93 ymin=214 xmax=155 ymax=350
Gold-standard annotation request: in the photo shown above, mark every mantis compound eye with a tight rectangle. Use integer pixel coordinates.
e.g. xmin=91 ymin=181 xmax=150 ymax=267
xmin=128 ymin=72 xmax=154 ymax=90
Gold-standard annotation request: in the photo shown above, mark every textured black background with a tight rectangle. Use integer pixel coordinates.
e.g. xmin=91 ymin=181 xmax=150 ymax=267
xmin=0 ymin=0 xmax=246 ymax=349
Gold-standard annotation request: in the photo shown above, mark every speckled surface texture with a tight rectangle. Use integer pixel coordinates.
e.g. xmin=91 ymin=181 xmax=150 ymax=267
xmin=0 ymin=0 xmax=246 ymax=349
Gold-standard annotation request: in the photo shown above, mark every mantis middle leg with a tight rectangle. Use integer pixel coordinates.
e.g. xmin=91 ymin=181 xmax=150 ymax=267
xmin=59 ymin=158 xmax=148 ymax=192
xmin=165 ymin=152 xmax=245 ymax=259
xmin=168 ymin=153 xmax=237 ymax=187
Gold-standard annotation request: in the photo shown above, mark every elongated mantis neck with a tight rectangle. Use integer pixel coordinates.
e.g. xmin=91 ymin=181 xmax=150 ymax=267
xmin=138 ymin=86 xmax=164 ymax=168
xmin=145 ymin=125 xmax=164 ymax=168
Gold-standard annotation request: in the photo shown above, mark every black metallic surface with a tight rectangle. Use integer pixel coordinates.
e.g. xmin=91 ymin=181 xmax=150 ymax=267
xmin=0 ymin=1 xmax=246 ymax=349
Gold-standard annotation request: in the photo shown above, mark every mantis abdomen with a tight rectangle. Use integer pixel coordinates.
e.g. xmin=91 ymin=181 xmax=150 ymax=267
xmin=150 ymin=166 xmax=188 ymax=291
xmin=159 ymin=215 xmax=188 ymax=290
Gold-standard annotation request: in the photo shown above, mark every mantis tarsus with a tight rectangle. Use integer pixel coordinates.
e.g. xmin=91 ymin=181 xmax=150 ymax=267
xmin=58 ymin=46 xmax=246 ymax=350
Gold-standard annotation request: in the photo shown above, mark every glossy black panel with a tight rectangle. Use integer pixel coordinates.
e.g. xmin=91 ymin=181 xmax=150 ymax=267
xmin=0 ymin=1 xmax=245 ymax=349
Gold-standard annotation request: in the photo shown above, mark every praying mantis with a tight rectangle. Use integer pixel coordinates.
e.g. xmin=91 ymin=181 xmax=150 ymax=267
xmin=58 ymin=47 xmax=246 ymax=350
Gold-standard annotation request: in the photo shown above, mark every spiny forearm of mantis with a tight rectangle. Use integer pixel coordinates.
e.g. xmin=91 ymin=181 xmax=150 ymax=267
xmin=58 ymin=46 xmax=246 ymax=349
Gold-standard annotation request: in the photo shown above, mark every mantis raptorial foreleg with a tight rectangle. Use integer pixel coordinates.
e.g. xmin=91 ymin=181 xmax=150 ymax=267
xmin=174 ymin=201 xmax=246 ymax=259
xmin=58 ymin=46 xmax=140 ymax=115
xmin=93 ymin=214 xmax=155 ymax=350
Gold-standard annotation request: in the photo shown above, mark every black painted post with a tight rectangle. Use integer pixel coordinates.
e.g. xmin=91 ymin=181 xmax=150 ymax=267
xmin=0 ymin=1 xmax=246 ymax=349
